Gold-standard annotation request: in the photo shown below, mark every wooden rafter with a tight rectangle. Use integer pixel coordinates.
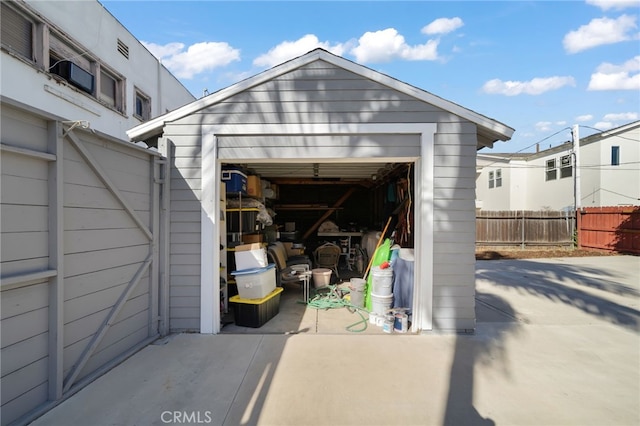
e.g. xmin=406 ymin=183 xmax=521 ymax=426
xmin=302 ymin=187 xmax=358 ymax=240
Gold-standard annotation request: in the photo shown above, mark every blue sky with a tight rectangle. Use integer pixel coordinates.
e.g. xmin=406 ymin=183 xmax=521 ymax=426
xmin=101 ymin=0 xmax=640 ymax=153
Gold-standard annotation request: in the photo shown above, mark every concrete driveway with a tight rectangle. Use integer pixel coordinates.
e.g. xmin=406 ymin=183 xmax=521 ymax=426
xmin=30 ymin=256 xmax=640 ymax=426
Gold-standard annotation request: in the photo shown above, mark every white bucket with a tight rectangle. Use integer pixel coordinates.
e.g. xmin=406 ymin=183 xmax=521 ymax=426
xmin=312 ymin=268 xmax=332 ymax=288
xmin=372 ymin=266 xmax=393 ymax=295
xmin=371 ymin=293 xmax=393 ymax=315
xmin=348 ymin=278 xmax=366 ymax=308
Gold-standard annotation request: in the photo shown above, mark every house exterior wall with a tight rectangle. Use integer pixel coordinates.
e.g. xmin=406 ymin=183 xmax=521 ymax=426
xmin=475 ymin=158 xmax=512 ymax=211
xmin=1 ymin=0 xmax=194 ymax=143
xmin=523 ymin=150 xmax=575 ymax=211
xmin=589 ymin=126 xmax=640 ymax=207
xmin=477 ymin=123 xmax=640 ymax=211
xmin=161 ymin=60 xmax=478 ymax=333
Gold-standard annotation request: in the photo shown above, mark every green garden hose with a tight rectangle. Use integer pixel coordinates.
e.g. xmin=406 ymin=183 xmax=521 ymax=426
xmin=305 ymin=285 xmax=369 ymax=332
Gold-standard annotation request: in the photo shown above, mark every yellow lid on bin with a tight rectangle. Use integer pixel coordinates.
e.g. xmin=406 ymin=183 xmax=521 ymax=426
xmin=229 ymin=286 xmax=283 ymax=304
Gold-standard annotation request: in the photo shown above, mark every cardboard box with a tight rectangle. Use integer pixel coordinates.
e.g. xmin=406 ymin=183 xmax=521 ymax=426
xmin=231 ymin=264 xmax=276 ymax=299
xmin=247 ymin=175 xmax=262 ymax=198
xmin=234 ymin=244 xmax=267 ymax=270
xmin=235 ymin=243 xmax=262 ymax=252
xmin=242 ymin=233 xmax=264 ymax=244
xmin=229 ymin=287 xmax=283 ymax=327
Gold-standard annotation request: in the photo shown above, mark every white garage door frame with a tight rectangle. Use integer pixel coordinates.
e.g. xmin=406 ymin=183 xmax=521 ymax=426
xmin=200 ymin=123 xmax=436 ymax=334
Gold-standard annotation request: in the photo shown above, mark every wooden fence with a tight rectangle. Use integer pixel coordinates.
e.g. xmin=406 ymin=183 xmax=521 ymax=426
xmin=578 ymin=206 xmax=640 ymax=254
xmin=476 ymin=210 xmax=575 ymax=248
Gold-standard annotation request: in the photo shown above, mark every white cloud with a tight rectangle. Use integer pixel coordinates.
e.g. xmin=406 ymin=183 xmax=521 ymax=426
xmin=603 ymin=112 xmax=639 ymax=121
xmin=586 ymin=0 xmax=639 ymax=10
xmin=142 ymin=41 xmax=240 ymax=79
xmin=351 ymin=28 xmax=439 ymax=63
xmin=594 ymin=121 xmax=615 ymax=129
xmin=563 ymin=15 xmax=638 ymax=54
xmin=535 ymin=121 xmax=553 ymax=132
xmin=481 ymin=76 xmax=576 ymax=96
xmin=588 ymin=56 xmax=640 ymax=90
xmin=253 ymin=34 xmax=347 ymax=68
xmin=421 ymin=17 xmax=464 ymax=35
xmin=142 ymin=41 xmax=184 ymax=59
xmin=576 ymin=114 xmax=594 ymax=122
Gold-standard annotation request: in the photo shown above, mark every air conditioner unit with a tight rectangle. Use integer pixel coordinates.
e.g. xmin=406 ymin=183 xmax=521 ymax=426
xmin=52 ymin=60 xmax=94 ymax=94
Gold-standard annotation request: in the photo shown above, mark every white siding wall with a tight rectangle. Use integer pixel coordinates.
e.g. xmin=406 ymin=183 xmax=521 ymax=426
xmin=432 ymin=125 xmax=477 ymax=331
xmin=580 ymin=141 xmax=603 ymax=207
xmin=523 ymin=151 xmax=574 ymax=210
xmin=475 ymin=162 xmax=511 ymax=211
xmin=592 ymin=127 xmax=640 ymax=207
xmin=1 ymin=0 xmax=194 ymax=143
xmin=477 ymin=124 xmax=639 ymax=211
xmin=162 ymin=60 xmax=479 ymax=333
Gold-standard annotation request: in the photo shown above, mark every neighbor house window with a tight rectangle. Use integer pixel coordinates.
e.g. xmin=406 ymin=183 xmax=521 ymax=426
xmin=489 ymin=169 xmax=502 ymax=188
xmin=1 ymin=2 xmax=33 ymax=61
xmin=7 ymin=1 xmax=128 ymax=114
xmin=98 ymin=67 xmax=124 ymax=113
xmin=49 ymin=34 xmax=95 ymax=95
xmin=560 ymin=154 xmax=572 ymax=179
xmin=134 ymin=89 xmax=151 ymax=121
xmin=546 ymin=159 xmax=557 ymax=181
xmin=611 ymin=146 xmax=620 ymax=166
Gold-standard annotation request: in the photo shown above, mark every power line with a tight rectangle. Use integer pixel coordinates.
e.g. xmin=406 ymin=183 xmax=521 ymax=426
xmin=579 ymin=125 xmax=640 ymax=143
xmin=481 ymin=127 xmax=571 ymax=169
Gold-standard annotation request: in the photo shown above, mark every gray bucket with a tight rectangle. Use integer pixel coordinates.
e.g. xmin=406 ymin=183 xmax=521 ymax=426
xmin=348 ymin=278 xmax=366 ymax=308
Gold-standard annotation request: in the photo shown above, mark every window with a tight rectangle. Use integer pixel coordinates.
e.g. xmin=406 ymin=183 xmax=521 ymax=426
xmin=134 ymin=89 xmax=151 ymax=121
xmin=49 ymin=34 xmax=95 ymax=94
xmin=611 ymin=146 xmax=620 ymax=166
xmin=560 ymin=155 xmax=572 ymax=179
xmin=98 ymin=67 xmax=124 ymax=113
xmin=1 ymin=2 xmax=33 ymax=61
xmin=6 ymin=2 xmax=127 ymax=115
xmin=489 ymin=169 xmax=502 ymax=189
xmin=546 ymin=159 xmax=557 ymax=181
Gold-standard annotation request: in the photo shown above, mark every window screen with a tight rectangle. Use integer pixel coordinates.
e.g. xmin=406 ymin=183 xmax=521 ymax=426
xmin=1 ymin=3 xmax=33 ymax=60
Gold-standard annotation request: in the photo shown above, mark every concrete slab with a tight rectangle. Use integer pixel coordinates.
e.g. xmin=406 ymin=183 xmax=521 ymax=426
xmin=29 ymin=256 xmax=640 ymax=426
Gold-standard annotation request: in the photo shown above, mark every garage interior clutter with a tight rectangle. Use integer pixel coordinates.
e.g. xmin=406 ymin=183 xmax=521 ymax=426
xmin=221 ymin=162 xmax=416 ymax=334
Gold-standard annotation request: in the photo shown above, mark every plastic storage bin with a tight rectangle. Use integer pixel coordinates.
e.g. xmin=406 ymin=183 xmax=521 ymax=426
xmin=234 ymin=243 xmax=267 ymax=270
xmin=222 ymin=169 xmax=247 ymax=194
xmin=231 ymin=263 xmax=276 ymax=299
xmin=229 ymin=287 xmax=283 ymax=328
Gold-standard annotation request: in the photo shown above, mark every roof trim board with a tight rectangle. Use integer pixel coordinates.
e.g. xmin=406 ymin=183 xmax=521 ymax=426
xmin=127 ymin=49 xmax=514 ymax=143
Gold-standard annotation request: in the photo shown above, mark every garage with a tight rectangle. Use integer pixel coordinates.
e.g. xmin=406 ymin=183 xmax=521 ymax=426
xmin=127 ymin=48 xmax=514 ymax=335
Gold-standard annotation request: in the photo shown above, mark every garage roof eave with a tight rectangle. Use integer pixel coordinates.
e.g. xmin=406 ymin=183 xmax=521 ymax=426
xmin=126 ymin=48 xmax=515 ymax=142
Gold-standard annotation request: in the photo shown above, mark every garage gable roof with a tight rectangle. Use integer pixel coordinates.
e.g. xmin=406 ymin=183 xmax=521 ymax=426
xmin=127 ymin=48 xmax=514 ymax=144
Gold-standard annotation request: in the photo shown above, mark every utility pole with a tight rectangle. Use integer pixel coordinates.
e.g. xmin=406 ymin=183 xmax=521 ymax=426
xmin=572 ymin=124 xmax=581 ymax=248
xmin=572 ymin=124 xmax=581 ymax=209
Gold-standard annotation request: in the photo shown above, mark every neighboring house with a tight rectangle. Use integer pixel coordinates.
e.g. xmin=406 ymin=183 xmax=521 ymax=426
xmin=477 ymin=121 xmax=640 ymax=211
xmin=1 ymin=0 xmax=195 ymax=141
xmin=1 ymin=1 xmax=194 ymax=424
xmin=127 ymin=48 xmax=514 ymax=336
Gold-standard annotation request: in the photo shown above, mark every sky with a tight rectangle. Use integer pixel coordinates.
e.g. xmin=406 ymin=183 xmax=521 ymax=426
xmin=101 ymin=0 xmax=640 ymax=153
